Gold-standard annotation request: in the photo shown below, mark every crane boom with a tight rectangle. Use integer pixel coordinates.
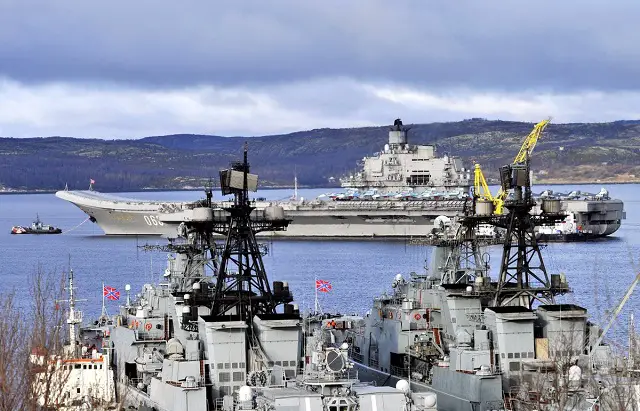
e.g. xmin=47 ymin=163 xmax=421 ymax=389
xmin=590 ymin=272 xmax=640 ymax=355
xmin=513 ymin=119 xmax=550 ymax=164
xmin=473 ymin=163 xmax=494 ymax=201
xmin=492 ymin=118 xmax=550 ymax=214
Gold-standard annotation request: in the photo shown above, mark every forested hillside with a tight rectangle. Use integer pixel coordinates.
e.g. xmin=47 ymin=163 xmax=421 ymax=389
xmin=2 ymin=119 xmax=640 ymax=192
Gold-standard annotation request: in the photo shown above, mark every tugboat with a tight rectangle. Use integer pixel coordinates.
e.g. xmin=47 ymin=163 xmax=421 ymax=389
xmin=11 ymin=214 xmax=62 ymax=234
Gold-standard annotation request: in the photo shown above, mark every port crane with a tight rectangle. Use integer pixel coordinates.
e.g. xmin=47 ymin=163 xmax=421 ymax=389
xmin=473 ymin=118 xmax=550 ymax=214
xmin=588 ymin=272 xmax=640 ymax=361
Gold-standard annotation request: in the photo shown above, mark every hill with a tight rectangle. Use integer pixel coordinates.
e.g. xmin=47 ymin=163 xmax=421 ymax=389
xmin=2 ymin=118 xmax=640 ymax=192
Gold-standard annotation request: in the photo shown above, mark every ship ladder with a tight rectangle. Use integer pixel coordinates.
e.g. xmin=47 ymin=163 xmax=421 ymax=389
xmin=502 ymin=392 xmax=515 ymax=411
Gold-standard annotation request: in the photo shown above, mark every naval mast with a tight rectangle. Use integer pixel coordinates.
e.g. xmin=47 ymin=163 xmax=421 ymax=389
xmin=210 ymin=142 xmax=292 ymax=318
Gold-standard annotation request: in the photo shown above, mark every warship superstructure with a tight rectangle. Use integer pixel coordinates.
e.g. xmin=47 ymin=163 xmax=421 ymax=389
xmin=55 ymin=119 xmax=624 ymax=239
xmin=342 ymin=159 xmax=640 ymax=410
xmin=50 ymin=146 xmax=439 ymax=411
xmin=31 ymin=268 xmax=116 ymax=409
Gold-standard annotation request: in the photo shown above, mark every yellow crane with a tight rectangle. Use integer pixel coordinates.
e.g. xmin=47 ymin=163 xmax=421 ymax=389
xmin=473 ymin=118 xmax=551 ymax=214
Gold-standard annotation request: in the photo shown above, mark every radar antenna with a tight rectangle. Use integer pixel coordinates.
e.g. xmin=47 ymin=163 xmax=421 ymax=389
xmin=210 ymin=142 xmax=292 ymax=318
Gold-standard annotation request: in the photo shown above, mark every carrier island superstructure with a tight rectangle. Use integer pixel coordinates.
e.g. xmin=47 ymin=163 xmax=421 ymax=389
xmin=55 ymin=119 xmax=625 ymax=239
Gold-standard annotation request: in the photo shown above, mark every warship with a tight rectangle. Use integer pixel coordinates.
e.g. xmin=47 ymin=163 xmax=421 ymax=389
xmin=54 ymin=119 xmax=624 ymax=240
xmin=41 ymin=145 xmax=439 ymax=411
xmin=31 ymin=268 xmax=116 ymax=409
xmin=54 ymin=119 xmax=471 ymax=238
xmin=339 ymin=158 xmax=640 ymax=410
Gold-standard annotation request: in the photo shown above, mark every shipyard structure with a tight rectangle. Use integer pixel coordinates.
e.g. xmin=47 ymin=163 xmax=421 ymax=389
xmin=56 ymin=119 xmax=625 ymax=239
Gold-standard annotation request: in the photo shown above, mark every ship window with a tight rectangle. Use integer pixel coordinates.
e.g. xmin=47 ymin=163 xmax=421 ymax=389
xmin=510 ymin=362 xmax=520 ymax=372
xmin=77 ymin=388 xmax=81 ymax=394
xmin=528 ymin=352 xmax=534 ymax=358
xmin=83 ymin=365 xmax=87 ymax=369
xmin=285 ymin=369 xmax=295 ymax=378
xmin=94 ymin=365 xmax=98 ymax=369
xmin=220 ymin=386 xmax=230 ymax=395
xmin=521 ymin=352 xmax=527 ymax=359
xmin=268 ymin=361 xmax=274 ymax=367
xmin=217 ymin=363 xmax=224 ymax=369
xmin=99 ymin=365 xmax=103 ymax=369
xmin=156 ymin=324 xmax=163 ymax=330
xmin=514 ymin=353 xmax=520 ymax=359
xmin=508 ymin=353 xmax=513 ymax=359
xmin=501 ymin=353 xmax=505 ymax=359
xmin=219 ymin=372 xmax=230 ymax=382
xmin=275 ymin=361 xmax=282 ymax=366
xmin=232 ymin=372 xmax=244 ymax=382
xmin=240 ymin=362 xmax=245 ymax=369
xmin=282 ymin=361 xmax=289 ymax=367
xmin=225 ymin=363 xmax=230 ymax=369
xmin=232 ymin=362 xmax=238 ymax=369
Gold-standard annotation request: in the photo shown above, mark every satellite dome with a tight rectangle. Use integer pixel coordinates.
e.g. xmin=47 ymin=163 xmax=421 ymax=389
xmin=423 ymin=393 xmax=437 ymax=408
xmin=395 ymin=379 xmax=410 ymax=393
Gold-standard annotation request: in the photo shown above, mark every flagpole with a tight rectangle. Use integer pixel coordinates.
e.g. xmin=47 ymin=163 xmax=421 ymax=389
xmin=101 ymin=281 xmax=106 ymax=318
xmin=314 ymin=276 xmax=318 ymax=314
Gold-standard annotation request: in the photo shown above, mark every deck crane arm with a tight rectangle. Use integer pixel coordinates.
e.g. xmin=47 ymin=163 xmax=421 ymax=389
xmin=492 ymin=118 xmax=551 ymax=214
xmin=473 ymin=163 xmax=494 ymax=202
xmin=513 ymin=119 xmax=550 ymax=165
xmin=589 ymin=272 xmax=640 ymax=355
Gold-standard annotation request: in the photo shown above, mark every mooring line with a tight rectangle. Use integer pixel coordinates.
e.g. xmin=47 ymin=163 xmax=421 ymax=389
xmin=62 ymin=217 xmax=91 ymax=235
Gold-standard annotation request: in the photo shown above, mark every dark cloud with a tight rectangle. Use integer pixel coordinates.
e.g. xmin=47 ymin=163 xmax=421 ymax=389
xmin=1 ymin=1 xmax=639 ymax=92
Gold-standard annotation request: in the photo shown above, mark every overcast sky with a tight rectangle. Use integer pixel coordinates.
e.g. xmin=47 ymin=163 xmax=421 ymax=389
xmin=1 ymin=0 xmax=639 ymax=138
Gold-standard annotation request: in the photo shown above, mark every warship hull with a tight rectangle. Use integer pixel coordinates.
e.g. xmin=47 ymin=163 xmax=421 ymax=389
xmin=56 ymin=190 xmax=625 ymax=239
xmin=57 ymin=190 xmax=467 ymax=238
xmin=352 ymin=362 xmax=504 ymax=411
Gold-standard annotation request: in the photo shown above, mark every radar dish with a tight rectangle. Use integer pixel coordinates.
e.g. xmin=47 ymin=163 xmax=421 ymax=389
xmin=325 ymin=349 xmax=346 ymax=373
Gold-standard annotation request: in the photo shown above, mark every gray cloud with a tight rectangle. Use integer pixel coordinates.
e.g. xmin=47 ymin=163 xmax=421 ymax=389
xmin=1 ymin=0 xmax=640 ymax=92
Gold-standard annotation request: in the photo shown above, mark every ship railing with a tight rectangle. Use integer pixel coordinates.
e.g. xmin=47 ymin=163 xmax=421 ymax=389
xmin=321 ymin=199 xmax=467 ymax=210
xmin=350 ymin=351 xmax=364 ymax=364
xmin=134 ymin=331 xmax=166 ymax=342
xmin=125 ymin=376 xmax=145 ymax=389
xmin=390 ymin=365 xmax=409 ymax=378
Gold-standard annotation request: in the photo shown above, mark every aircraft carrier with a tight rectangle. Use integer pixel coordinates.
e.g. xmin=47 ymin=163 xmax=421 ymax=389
xmin=55 ymin=119 xmax=625 ymax=239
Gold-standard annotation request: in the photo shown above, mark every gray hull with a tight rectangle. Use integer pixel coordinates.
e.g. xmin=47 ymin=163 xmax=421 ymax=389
xmin=353 ymin=362 xmax=504 ymax=411
xmin=75 ymin=203 xmax=449 ymax=238
xmin=58 ymin=190 xmax=624 ymax=239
